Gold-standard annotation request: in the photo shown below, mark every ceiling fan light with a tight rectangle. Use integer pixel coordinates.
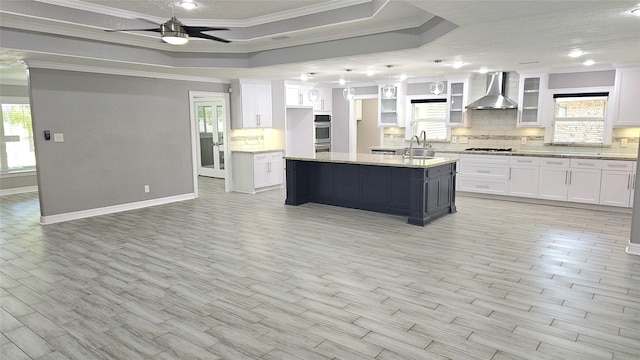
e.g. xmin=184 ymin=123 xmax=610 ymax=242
xmin=162 ymin=33 xmax=189 ymax=45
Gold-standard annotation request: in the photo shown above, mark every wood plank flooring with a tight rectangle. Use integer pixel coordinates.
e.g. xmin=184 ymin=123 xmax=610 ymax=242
xmin=1 ymin=177 xmax=639 ymax=359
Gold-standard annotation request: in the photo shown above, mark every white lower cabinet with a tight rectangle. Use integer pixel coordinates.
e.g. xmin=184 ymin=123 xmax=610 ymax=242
xmin=599 ymin=160 xmax=636 ymax=207
xmin=232 ymin=151 xmax=283 ymax=193
xmin=458 ymin=155 xmax=509 ymax=194
xmin=538 ymin=158 xmax=602 ymax=204
xmin=508 ymin=157 xmax=540 ymax=198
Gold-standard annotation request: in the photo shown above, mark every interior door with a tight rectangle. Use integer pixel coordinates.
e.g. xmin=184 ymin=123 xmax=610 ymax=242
xmin=195 ymin=100 xmax=225 ymax=178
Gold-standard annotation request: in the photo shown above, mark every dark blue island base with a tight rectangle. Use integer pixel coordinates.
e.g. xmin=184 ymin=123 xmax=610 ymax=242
xmin=285 ymin=159 xmax=457 ymax=226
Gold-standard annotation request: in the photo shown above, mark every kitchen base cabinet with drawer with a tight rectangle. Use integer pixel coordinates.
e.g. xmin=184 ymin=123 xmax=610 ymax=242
xmin=232 ymin=151 xmax=283 ymax=194
xmin=538 ymin=158 xmax=602 ymax=204
xmin=457 ymin=154 xmax=509 ymax=194
xmin=600 ymin=160 xmax=636 ymax=207
xmin=508 ymin=157 xmax=541 ymax=198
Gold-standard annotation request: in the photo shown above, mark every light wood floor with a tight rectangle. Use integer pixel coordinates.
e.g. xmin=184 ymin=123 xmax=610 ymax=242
xmin=1 ymin=177 xmax=639 ymax=360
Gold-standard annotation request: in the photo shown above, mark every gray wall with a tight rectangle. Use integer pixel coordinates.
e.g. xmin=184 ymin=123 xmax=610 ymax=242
xmin=331 ymin=88 xmax=350 ymax=153
xmin=28 ymin=68 xmax=227 ymax=216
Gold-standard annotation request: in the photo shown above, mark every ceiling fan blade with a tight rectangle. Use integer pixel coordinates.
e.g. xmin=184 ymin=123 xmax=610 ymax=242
xmin=105 ymin=28 xmax=161 ymax=33
xmin=184 ymin=26 xmax=230 ymax=32
xmin=189 ymin=32 xmax=231 ymax=43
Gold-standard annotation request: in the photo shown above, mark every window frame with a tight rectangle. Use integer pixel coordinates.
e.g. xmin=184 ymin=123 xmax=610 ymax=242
xmin=1 ymin=96 xmax=36 ymax=175
xmin=543 ymin=86 xmax=614 ymax=146
xmin=406 ymin=94 xmax=450 ymax=142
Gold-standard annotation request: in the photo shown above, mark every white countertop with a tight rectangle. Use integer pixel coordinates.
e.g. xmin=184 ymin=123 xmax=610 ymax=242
xmin=231 ymin=149 xmax=284 ymax=154
xmin=432 ymin=149 xmax=637 ymax=161
xmin=284 ymin=152 xmax=457 ymax=169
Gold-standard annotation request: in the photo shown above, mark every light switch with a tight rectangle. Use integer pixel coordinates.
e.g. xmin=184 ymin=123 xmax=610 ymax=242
xmin=53 ymin=133 xmax=64 ymax=142
xmin=621 ymin=138 xmax=628 ymax=147
xmin=459 ymin=136 xmax=468 ymax=144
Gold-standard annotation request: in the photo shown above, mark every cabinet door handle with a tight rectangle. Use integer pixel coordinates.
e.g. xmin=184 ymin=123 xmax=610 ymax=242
xmin=569 ymin=170 xmax=572 ymax=185
xmin=628 ymin=174 xmax=631 ymax=189
xmin=321 ymin=100 xmax=324 ymax=110
xmin=565 ymin=170 xmax=568 ymax=184
xmin=509 ymin=167 xmax=512 ymax=180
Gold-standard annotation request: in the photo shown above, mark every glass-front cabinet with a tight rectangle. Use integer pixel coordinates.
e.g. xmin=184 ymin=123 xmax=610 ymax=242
xmin=446 ymin=76 xmax=470 ymax=127
xmin=517 ymin=73 xmax=546 ymax=127
xmin=377 ymin=81 xmax=406 ymax=127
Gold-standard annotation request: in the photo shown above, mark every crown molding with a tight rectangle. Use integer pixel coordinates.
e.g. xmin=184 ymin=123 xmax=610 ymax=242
xmin=35 ymin=0 xmax=372 ymax=28
xmin=23 ymin=60 xmax=231 ymax=84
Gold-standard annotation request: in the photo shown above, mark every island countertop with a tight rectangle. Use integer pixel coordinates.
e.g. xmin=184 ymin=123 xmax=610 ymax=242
xmin=283 ymin=152 xmax=458 ymax=169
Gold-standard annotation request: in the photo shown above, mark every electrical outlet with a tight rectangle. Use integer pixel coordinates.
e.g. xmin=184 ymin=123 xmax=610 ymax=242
xmin=621 ymin=138 xmax=628 ymax=147
xmin=521 ymin=137 xmax=527 ymax=145
xmin=144 ymin=185 xmax=150 ymax=193
xmin=53 ymin=133 xmax=64 ymax=142
xmin=451 ymin=136 xmax=457 ymax=144
xmin=459 ymin=136 xmax=468 ymax=144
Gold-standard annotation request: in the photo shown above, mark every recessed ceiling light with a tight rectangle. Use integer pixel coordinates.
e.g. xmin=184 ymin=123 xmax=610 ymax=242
xmin=179 ymin=1 xmax=198 ymax=10
xmin=630 ymin=7 xmax=640 ymax=16
xmin=478 ymin=67 xmax=489 ymax=74
xmin=583 ymin=59 xmax=595 ymax=66
xmin=300 ymin=74 xmax=309 ymax=81
xmin=366 ymin=69 xmax=375 ymax=76
xmin=568 ymin=49 xmax=585 ymax=58
xmin=399 ymin=74 xmax=407 ymax=80
xmin=338 ymin=78 xmax=346 ymax=85
xmin=451 ymin=61 xmax=464 ymax=69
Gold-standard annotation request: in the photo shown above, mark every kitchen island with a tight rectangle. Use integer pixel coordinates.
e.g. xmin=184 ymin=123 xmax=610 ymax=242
xmin=284 ymin=152 xmax=458 ymax=226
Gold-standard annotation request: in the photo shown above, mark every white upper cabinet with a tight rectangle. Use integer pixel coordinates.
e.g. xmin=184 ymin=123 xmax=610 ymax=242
xmin=231 ymin=80 xmax=273 ymax=129
xmin=377 ymin=81 xmax=406 ymax=127
xmin=285 ymin=84 xmax=315 ymax=108
xmin=517 ymin=73 xmax=546 ymax=127
xmin=313 ymin=87 xmax=332 ymax=113
xmin=446 ymin=76 xmax=470 ymax=127
xmin=612 ymin=68 xmax=640 ymax=127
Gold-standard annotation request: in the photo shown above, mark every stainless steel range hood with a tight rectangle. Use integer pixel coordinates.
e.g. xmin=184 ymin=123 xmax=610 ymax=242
xmin=466 ymin=72 xmax=518 ymax=110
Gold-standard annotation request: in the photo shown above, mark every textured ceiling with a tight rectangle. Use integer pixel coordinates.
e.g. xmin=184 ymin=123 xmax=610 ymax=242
xmin=0 ymin=0 xmax=639 ymax=86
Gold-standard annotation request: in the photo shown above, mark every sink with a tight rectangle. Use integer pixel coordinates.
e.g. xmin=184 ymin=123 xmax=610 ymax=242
xmin=403 ymin=148 xmax=435 ymax=157
xmin=403 ymin=155 xmax=435 ymax=160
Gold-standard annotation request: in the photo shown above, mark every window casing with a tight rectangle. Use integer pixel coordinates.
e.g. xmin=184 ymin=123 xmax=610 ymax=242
xmin=1 ymin=101 xmax=36 ymax=173
xmin=410 ymin=98 xmax=448 ymax=141
xmin=543 ymin=86 xmax=614 ymax=146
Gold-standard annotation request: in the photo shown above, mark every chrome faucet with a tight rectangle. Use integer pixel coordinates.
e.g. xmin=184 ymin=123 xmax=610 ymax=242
xmin=409 ymin=135 xmax=421 ymax=161
xmin=419 ymin=130 xmax=429 ymax=149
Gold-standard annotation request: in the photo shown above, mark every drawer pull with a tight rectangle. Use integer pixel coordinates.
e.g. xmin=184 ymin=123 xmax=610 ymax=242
xmin=608 ymin=164 xmax=627 ymax=168
xmin=547 ymin=161 xmax=563 ymax=165
xmin=477 ymin=170 xmax=491 ymax=173
xmin=517 ymin=160 xmax=532 ymax=163
xmin=576 ymin=162 xmax=593 ymax=166
xmin=476 ymin=185 xmax=490 ymax=189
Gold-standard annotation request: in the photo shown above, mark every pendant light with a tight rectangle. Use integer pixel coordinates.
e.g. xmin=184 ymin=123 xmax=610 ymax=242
xmin=382 ymin=65 xmax=396 ymax=98
xmin=307 ymin=72 xmax=320 ymax=103
xmin=343 ymin=69 xmax=355 ymax=101
xmin=430 ymin=60 xmax=445 ymax=95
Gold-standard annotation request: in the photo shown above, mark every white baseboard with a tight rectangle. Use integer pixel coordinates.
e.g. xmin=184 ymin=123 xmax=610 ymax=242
xmin=40 ymin=193 xmax=195 ymax=225
xmin=0 ymin=186 xmax=38 ymax=196
xmin=626 ymin=242 xmax=640 ymax=256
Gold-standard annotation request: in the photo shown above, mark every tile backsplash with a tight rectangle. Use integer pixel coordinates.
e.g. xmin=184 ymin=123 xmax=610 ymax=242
xmin=406 ymin=109 xmax=639 ymax=155
xmin=230 ymin=128 xmax=284 ymax=151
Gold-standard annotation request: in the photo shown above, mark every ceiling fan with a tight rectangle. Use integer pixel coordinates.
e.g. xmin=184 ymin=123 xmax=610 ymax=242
xmin=105 ymin=2 xmax=230 ymax=45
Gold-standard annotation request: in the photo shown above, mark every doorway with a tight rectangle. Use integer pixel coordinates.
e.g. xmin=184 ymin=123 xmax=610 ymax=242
xmin=189 ymin=91 xmax=231 ymax=195
xmin=194 ymin=100 xmax=225 ymax=178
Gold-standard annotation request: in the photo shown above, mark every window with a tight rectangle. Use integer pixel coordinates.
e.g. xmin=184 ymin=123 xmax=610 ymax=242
xmin=411 ymin=99 xmax=447 ymax=141
xmin=1 ymin=103 xmax=36 ymax=173
xmin=552 ymin=92 xmax=608 ymax=144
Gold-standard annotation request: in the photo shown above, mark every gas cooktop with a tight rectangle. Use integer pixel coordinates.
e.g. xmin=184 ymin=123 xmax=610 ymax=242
xmin=465 ymin=148 xmax=513 ymax=152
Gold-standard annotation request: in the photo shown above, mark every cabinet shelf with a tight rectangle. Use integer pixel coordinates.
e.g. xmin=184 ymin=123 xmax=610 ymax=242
xmin=522 ymin=106 xmax=538 ymax=110
xmin=523 ymin=90 xmax=539 ymax=93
